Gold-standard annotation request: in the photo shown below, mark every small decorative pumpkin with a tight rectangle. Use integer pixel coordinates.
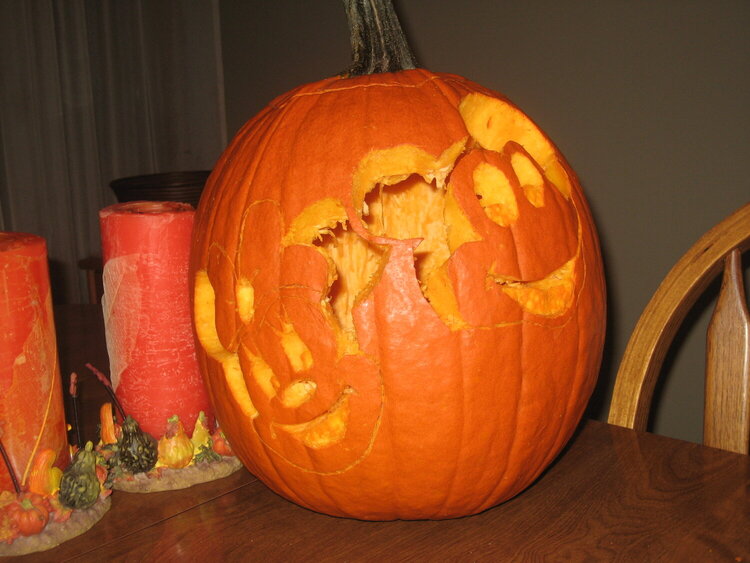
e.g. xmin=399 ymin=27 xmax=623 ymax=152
xmin=190 ymin=0 xmax=605 ymax=520
xmin=210 ymin=427 xmax=233 ymax=457
xmin=5 ymin=494 xmax=49 ymax=537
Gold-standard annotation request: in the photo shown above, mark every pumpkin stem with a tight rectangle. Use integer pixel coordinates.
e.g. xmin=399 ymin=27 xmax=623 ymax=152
xmin=343 ymin=0 xmax=416 ymax=76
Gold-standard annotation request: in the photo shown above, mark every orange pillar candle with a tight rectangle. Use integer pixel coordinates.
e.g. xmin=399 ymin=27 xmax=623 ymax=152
xmin=0 ymin=232 xmax=68 ymax=492
xmin=99 ymin=202 xmax=213 ymax=438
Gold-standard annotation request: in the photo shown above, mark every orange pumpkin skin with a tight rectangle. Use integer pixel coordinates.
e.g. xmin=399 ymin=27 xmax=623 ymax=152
xmin=191 ymin=68 xmax=606 ymax=520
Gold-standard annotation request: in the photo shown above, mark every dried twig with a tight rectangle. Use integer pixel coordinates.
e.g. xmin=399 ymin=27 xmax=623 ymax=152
xmin=85 ymin=363 xmax=126 ymax=420
xmin=0 ymin=428 xmax=21 ymax=494
xmin=69 ymin=372 xmax=83 ymax=447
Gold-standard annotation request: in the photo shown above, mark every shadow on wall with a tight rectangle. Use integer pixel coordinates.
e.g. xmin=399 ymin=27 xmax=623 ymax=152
xmin=48 ymin=260 xmax=69 ymax=306
xmin=585 ymin=214 xmax=619 ymax=422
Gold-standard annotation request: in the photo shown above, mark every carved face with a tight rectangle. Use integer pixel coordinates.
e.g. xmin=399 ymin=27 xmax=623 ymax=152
xmin=191 ymin=70 xmax=605 ymax=520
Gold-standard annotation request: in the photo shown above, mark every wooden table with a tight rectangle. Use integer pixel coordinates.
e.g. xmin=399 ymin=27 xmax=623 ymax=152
xmin=7 ymin=305 xmax=749 ymax=562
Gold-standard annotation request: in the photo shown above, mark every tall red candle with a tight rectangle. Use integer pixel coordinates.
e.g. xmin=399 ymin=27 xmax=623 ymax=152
xmin=0 ymin=233 xmax=68 ymax=492
xmin=99 ymin=202 xmax=213 ymax=438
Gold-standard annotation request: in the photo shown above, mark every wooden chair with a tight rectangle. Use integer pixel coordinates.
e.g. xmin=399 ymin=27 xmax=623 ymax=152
xmin=608 ymin=202 xmax=750 ymax=454
xmin=77 ymin=256 xmax=103 ymax=304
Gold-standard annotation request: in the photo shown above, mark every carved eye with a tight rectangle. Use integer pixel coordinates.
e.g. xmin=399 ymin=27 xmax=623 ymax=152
xmin=511 ymin=152 xmax=545 ymax=208
xmin=473 ymin=162 xmax=518 ymax=227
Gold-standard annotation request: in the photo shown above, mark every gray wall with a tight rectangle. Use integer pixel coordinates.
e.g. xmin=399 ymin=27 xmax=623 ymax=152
xmin=218 ymin=0 xmax=750 ymax=444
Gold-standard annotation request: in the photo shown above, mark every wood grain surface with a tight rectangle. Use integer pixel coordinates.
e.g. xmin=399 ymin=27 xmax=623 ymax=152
xmin=5 ymin=305 xmax=747 ymax=562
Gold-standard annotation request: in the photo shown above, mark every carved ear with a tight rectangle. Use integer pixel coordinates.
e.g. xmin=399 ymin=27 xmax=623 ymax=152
xmin=459 ymin=92 xmax=572 ymax=199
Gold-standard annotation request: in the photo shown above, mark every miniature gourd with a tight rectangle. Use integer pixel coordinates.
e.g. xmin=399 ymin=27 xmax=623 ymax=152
xmin=157 ymin=416 xmax=194 ymax=469
xmin=58 ymin=442 xmax=100 ymax=510
xmin=190 ymin=411 xmax=212 ymax=455
xmin=27 ymin=449 xmax=62 ymax=497
xmin=117 ymin=416 xmax=157 ymax=474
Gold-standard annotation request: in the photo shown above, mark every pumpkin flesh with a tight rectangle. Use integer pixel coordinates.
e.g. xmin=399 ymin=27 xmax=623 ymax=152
xmin=191 ymin=69 xmax=605 ymax=520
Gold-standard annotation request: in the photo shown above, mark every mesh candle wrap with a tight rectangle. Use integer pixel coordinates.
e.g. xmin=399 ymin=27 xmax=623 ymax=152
xmin=0 ymin=232 xmax=68 ymax=491
xmin=99 ymin=202 xmax=213 ymax=438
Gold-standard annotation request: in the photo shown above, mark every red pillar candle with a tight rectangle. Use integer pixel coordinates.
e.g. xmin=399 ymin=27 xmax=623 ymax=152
xmin=99 ymin=202 xmax=213 ymax=438
xmin=0 ymin=233 xmax=68 ymax=492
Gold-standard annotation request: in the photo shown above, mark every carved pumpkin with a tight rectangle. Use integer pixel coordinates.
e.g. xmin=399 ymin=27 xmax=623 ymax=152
xmin=191 ymin=0 xmax=605 ymax=520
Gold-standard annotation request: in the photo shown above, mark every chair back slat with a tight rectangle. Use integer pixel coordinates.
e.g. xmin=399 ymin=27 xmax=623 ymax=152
xmin=704 ymin=249 xmax=750 ymax=454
